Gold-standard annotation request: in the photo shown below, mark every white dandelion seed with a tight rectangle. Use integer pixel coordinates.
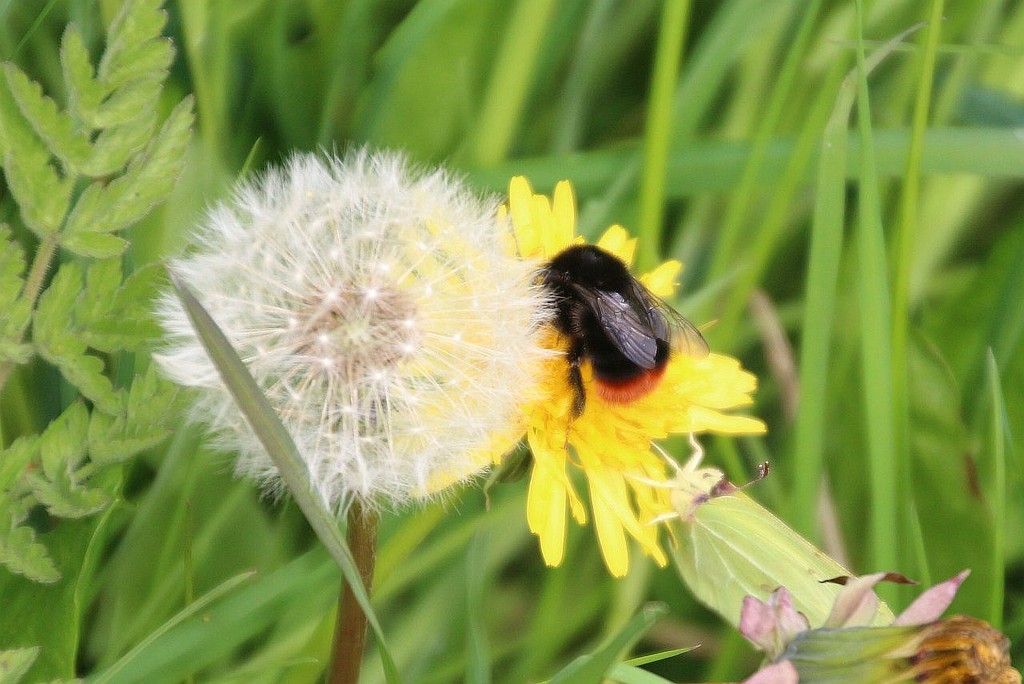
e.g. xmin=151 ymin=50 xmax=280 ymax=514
xmin=156 ymin=149 xmax=551 ymax=510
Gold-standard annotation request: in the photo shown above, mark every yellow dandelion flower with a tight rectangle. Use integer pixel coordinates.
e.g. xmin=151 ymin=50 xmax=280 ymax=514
xmin=502 ymin=176 xmax=766 ymax=577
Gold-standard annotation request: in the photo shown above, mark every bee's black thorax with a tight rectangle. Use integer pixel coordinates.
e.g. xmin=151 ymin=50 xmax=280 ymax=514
xmin=542 ymin=244 xmax=668 ymax=389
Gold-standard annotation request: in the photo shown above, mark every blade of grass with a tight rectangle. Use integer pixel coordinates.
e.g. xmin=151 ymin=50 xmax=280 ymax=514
xmin=853 ymin=0 xmax=898 ymax=579
xmin=636 ymin=0 xmax=691 ymax=271
xmin=547 ymin=603 xmax=667 ymax=684
xmin=465 ymin=0 xmax=557 ymax=167
xmin=89 ymin=571 xmax=257 ymax=684
xmin=469 ymin=127 xmax=1024 ymax=199
xmin=890 ymin=1 xmax=944 ymax=584
xmin=707 ymin=1 xmax=819 ymax=282
xmin=789 ymin=22 xmax=922 ymax=537
xmin=168 ymin=275 xmax=401 ymax=683
xmin=551 ymin=0 xmax=615 ymax=154
xmin=985 ymin=351 xmax=1007 ymax=629
xmin=715 ymin=57 xmax=845 ymax=343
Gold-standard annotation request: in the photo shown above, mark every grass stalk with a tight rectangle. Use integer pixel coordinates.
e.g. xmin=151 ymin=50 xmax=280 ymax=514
xmin=637 ymin=0 xmax=691 ymax=271
xmin=890 ymin=0 xmax=945 ymax=581
xmin=853 ymin=0 xmax=898 ymax=577
xmin=466 ymin=0 xmax=557 ymax=167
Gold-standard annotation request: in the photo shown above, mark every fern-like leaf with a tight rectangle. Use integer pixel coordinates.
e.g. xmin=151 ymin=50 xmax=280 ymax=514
xmin=77 ymin=261 xmax=162 ymax=352
xmin=99 ymin=0 xmax=174 ymax=92
xmin=0 ymin=509 xmax=60 ymax=584
xmin=0 ymin=78 xmax=72 ymax=238
xmin=28 ymin=402 xmax=110 ymax=519
xmin=89 ymin=365 xmax=178 ymax=465
xmin=32 ymin=264 xmax=120 ymax=415
xmin=0 ymin=227 xmax=31 ymax=364
xmin=2 ymin=63 xmax=92 ymax=173
xmin=62 ymin=98 xmax=193 ymax=257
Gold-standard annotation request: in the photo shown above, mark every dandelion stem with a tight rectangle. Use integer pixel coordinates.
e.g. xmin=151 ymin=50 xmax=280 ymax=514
xmin=328 ymin=502 xmax=379 ymax=684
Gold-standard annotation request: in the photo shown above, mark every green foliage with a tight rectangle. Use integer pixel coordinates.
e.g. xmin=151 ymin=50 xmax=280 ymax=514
xmin=0 ymin=0 xmax=190 ymax=605
xmin=1 ymin=0 xmax=1024 ymax=682
xmin=0 ymin=227 xmax=31 ymax=365
xmin=0 ymin=646 xmax=40 ymax=684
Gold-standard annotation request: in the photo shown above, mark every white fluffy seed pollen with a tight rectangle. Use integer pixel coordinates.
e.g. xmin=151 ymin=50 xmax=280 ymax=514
xmin=156 ymin=150 xmax=549 ymax=510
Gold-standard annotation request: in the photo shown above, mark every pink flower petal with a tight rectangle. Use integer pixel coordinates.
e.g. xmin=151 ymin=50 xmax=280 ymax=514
xmin=824 ymin=572 xmax=889 ymax=627
xmin=893 ymin=569 xmax=970 ymax=626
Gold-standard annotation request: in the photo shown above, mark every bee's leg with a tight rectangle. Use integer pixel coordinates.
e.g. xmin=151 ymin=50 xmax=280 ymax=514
xmin=567 ymin=340 xmax=586 ymax=418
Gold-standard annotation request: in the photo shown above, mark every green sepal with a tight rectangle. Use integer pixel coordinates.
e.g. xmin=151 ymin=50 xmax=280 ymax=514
xmin=787 ymin=625 xmax=921 ymax=681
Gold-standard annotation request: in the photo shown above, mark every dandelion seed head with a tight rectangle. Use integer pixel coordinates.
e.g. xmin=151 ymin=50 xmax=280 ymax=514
xmin=156 ymin=149 xmax=551 ymax=510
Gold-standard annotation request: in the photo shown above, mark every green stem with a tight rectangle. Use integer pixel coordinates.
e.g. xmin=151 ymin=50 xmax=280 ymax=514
xmin=328 ymin=502 xmax=379 ymax=684
xmin=637 ymin=0 xmax=691 ymax=271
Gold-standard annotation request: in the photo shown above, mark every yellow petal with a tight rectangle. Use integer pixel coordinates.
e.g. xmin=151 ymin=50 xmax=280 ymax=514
xmin=641 ymin=260 xmax=682 ymax=298
xmin=526 ymin=451 xmax=567 ymax=567
xmin=588 ymin=472 xmax=630 ymax=577
xmin=683 ymin=405 xmax=767 ymax=434
xmin=597 ymin=225 xmax=631 ymax=261
xmin=509 ymin=177 xmax=541 ymax=258
xmin=552 ymin=180 xmax=577 ymax=244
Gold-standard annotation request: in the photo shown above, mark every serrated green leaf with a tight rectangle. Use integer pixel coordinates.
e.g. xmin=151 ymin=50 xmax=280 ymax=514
xmin=29 ymin=472 xmax=110 ymax=519
xmin=37 ymin=402 xmax=90 ymax=479
xmin=0 ymin=509 xmax=59 ymax=584
xmin=26 ymin=403 xmax=109 ymax=519
xmin=63 ymin=98 xmax=193 ymax=242
xmin=0 ymin=508 xmax=117 ymax=676
xmin=32 ymin=264 xmax=121 ymax=415
xmin=0 ymin=646 xmax=41 ymax=683
xmin=0 ymin=227 xmax=27 ymax=303
xmin=0 ymin=341 xmax=32 ymax=365
xmin=3 ymin=64 xmax=91 ymax=172
xmin=1 ymin=153 xmax=72 ymax=238
xmin=85 ymin=73 xmax=165 ymax=130
xmin=0 ymin=74 xmax=73 ymax=237
xmin=0 ymin=226 xmax=32 ymax=363
xmin=82 ymin=112 xmax=156 ymax=176
xmin=0 ymin=70 xmax=43 ymax=162
xmin=61 ymin=27 xmax=103 ymax=125
xmin=98 ymin=0 xmax=169 ymax=90
xmin=89 ymin=365 xmax=176 ymax=465
xmin=60 ymin=232 xmax=127 ymax=259
xmin=76 ymin=261 xmax=162 ymax=351
xmin=0 ymin=436 xmax=36 ymax=493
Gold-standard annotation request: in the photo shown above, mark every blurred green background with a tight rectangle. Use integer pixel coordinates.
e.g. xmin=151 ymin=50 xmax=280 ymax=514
xmin=1 ymin=0 xmax=1023 ymax=681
